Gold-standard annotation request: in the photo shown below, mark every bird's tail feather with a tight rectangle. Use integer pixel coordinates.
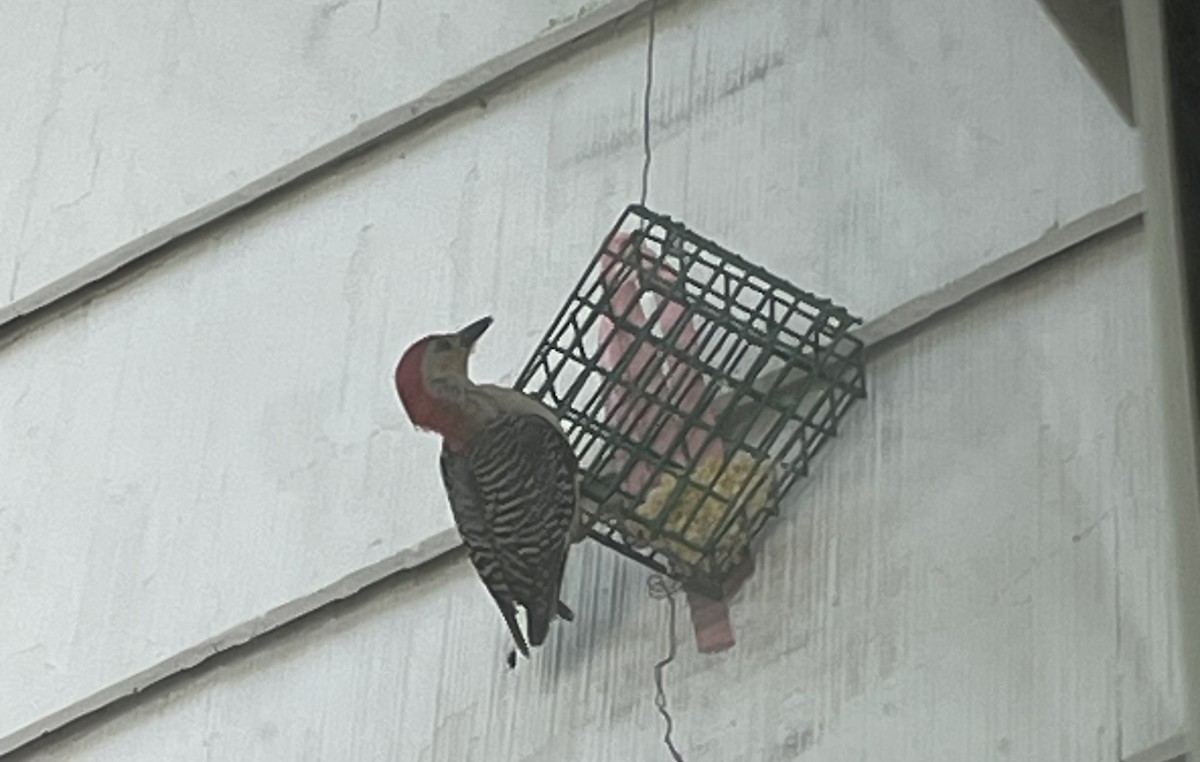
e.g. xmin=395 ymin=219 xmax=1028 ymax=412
xmin=527 ymin=599 xmax=554 ymax=648
xmin=488 ymin=590 xmax=530 ymax=658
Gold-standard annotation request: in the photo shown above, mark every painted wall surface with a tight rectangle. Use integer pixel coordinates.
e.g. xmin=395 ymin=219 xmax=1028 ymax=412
xmin=0 ymin=0 xmax=1152 ymax=750
xmin=0 ymin=0 xmax=591 ymax=309
xmin=0 ymin=0 xmax=1142 ymax=314
xmin=9 ymin=224 xmax=1179 ymax=762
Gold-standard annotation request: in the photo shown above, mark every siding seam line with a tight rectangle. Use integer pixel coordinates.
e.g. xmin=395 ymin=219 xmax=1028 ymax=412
xmin=0 ymin=0 xmax=676 ymax=336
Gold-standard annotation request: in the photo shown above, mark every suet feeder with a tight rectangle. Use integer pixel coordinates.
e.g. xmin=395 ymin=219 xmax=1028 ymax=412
xmin=515 ymin=205 xmax=866 ymax=599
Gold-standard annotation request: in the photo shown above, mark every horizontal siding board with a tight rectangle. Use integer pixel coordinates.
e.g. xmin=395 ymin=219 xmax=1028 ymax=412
xmin=0 ymin=0 xmax=592 ymax=310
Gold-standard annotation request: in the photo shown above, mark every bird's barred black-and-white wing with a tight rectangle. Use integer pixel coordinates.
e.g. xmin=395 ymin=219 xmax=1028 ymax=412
xmin=439 ymin=413 xmax=579 ymax=659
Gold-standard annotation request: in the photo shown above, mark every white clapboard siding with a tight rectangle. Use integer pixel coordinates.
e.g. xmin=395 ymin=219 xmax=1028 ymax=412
xmin=0 ymin=0 xmax=590 ymax=311
xmin=0 ymin=0 xmax=1143 ymax=746
xmin=8 ymin=221 xmax=1177 ymax=762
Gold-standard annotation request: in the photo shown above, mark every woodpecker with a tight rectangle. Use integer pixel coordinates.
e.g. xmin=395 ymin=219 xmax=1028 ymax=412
xmin=394 ymin=316 xmax=580 ymax=667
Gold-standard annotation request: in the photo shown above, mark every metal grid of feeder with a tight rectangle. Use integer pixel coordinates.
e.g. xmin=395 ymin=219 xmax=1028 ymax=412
xmin=515 ymin=205 xmax=866 ymax=598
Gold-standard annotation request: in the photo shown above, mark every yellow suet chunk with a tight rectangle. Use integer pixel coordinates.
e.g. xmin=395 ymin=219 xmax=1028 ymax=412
xmin=622 ymin=452 xmax=775 ymax=569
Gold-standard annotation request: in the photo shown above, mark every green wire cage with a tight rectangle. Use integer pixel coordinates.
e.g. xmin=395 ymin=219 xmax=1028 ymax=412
xmin=515 ymin=205 xmax=867 ymax=598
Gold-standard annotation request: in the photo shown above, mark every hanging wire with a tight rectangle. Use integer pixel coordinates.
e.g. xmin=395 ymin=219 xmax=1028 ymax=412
xmin=639 ymin=0 xmax=657 ymax=209
xmin=638 ymin=3 xmax=684 ymax=760
xmin=648 ymin=574 xmax=685 ymax=761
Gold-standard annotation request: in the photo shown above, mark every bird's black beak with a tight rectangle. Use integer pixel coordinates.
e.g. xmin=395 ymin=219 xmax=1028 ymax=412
xmin=457 ymin=315 xmax=493 ymax=347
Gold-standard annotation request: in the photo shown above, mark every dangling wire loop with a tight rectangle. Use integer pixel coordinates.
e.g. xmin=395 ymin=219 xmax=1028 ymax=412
xmin=647 ymin=573 xmax=686 ymax=761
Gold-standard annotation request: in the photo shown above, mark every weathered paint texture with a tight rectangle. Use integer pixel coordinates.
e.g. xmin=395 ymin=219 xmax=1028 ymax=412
xmin=8 ymin=224 xmax=1179 ymax=762
xmin=0 ymin=0 xmax=592 ymax=309
xmin=0 ymin=0 xmax=1143 ymax=741
xmin=0 ymin=0 xmax=1163 ymax=754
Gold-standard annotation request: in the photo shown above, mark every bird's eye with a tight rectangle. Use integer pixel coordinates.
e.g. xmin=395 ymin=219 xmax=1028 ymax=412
xmin=434 ymin=338 xmax=452 ymax=351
